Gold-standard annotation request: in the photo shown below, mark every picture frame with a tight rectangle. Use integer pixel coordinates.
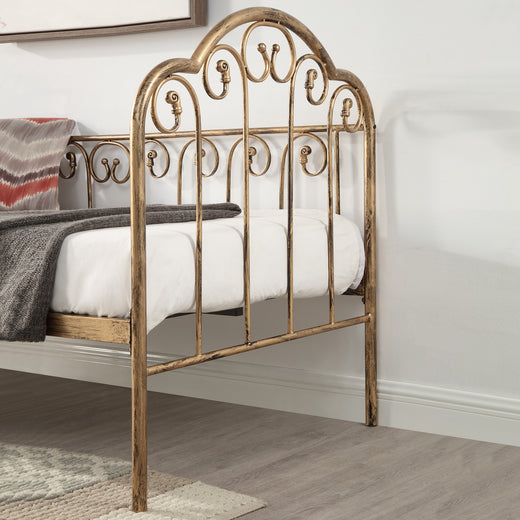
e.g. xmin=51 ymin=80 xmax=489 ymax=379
xmin=0 ymin=0 xmax=206 ymax=43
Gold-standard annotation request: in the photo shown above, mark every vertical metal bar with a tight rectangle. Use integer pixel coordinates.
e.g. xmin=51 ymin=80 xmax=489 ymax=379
xmin=177 ymin=163 xmax=183 ymax=205
xmin=195 ymin=124 xmax=203 ymax=356
xmin=86 ymin=154 xmax=93 ymax=209
xmin=130 ymin=88 xmax=148 ymax=513
xmin=226 ymin=147 xmax=232 ymax=203
xmin=226 ymin=171 xmax=232 ymax=202
xmin=334 ymin=130 xmax=340 ymax=215
xmin=168 ymin=77 xmax=204 ymax=356
xmin=201 ymin=44 xmax=251 ymax=343
xmin=242 ymin=76 xmax=251 ymax=344
xmin=130 ymin=330 xmax=147 ymax=513
xmin=287 ymin=97 xmax=295 ymax=334
xmin=326 ymin=106 xmax=336 ymax=325
xmin=364 ymin=123 xmax=377 ymax=426
xmin=87 ymin=176 xmax=93 ymax=208
xmin=279 ymin=147 xmax=287 ymax=210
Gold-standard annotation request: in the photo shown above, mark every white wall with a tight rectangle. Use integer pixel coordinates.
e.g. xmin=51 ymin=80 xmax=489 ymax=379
xmin=1 ymin=0 xmax=520 ymax=446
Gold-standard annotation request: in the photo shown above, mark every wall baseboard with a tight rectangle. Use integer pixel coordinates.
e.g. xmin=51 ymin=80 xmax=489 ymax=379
xmin=1 ymin=339 xmax=519 ymax=447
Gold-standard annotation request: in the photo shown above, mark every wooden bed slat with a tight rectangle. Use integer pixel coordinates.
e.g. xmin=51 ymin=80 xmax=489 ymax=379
xmin=46 ymin=313 xmax=131 ymax=344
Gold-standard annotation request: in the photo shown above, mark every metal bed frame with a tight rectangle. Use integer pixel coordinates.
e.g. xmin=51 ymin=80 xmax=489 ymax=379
xmin=46 ymin=7 xmax=376 ymax=513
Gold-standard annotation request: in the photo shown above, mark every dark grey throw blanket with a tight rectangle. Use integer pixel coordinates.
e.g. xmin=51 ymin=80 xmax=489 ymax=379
xmin=0 ymin=203 xmax=241 ymax=342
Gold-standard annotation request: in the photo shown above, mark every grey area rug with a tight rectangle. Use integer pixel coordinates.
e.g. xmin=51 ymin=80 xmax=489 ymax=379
xmin=0 ymin=442 xmax=265 ymax=519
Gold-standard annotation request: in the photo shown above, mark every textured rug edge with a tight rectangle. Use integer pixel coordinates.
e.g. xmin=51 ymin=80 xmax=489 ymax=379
xmin=188 ymin=481 xmax=266 ymax=520
xmin=91 ymin=481 xmax=266 ymax=519
xmin=1 ymin=442 xmax=265 ymax=520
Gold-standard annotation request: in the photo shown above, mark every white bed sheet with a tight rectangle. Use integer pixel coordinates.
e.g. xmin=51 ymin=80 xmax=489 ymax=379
xmin=51 ymin=209 xmax=365 ymax=332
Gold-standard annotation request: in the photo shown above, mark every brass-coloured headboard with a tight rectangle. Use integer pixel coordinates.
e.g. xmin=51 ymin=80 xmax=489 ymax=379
xmin=57 ymin=7 xmax=376 ymax=513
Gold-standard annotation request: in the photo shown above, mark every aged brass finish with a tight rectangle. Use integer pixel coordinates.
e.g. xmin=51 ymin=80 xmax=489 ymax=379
xmin=68 ymin=123 xmax=345 ymax=141
xmin=279 ymin=132 xmax=328 ymax=209
xmin=147 ymin=314 xmax=371 ymax=376
xmin=55 ymin=7 xmax=376 ymax=513
xmin=226 ymin=134 xmax=271 ymax=202
xmin=177 ymin=137 xmax=219 ymax=204
xmin=146 ymin=139 xmax=170 ymax=179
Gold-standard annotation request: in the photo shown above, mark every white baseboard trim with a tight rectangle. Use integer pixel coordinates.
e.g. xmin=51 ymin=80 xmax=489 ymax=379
xmin=1 ymin=339 xmax=519 ymax=447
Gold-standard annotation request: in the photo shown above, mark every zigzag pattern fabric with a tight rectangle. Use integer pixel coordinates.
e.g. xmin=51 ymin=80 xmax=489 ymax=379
xmin=0 ymin=118 xmax=75 ymax=210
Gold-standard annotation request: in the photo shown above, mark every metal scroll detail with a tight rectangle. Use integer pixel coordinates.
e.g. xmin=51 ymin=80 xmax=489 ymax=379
xmin=89 ymin=142 xmax=130 ymax=184
xmin=59 ymin=16 xmax=369 ymax=339
xmin=60 ymin=139 xmax=172 ymax=207
xmin=151 ymin=82 xmax=183 ymax=133
xmin=145 ymin=139 xmax=170 ymax=179
xmin=59 ymin=142 xmax=92 ymax=207
xmin=279 ymin=132 xmax=327 ymax=209
xmin=177 ymin=137 xmax=219 ymax=204
xmin=240 ymin=21 xmax=296 ymax=83
xmin=226 ymin=134 xmax=271 ymax=202
xmin=61 ymin=20 xmax=366 ymax=209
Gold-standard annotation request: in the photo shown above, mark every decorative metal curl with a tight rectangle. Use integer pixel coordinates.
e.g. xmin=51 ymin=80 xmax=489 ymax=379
xmin=226 ymin=134 xmax=272 ymax=201
xmin=177 ymin=137 xmax=220 ymax=204
xmin=341 ymin=98 xmax=353 ymax=125
xmin=194 ymin=148 xmax=206 ymax=166
xmin=145 ymin=139 xmax=170 ymax=178
xmin=165 ymin=90 xmax=182 ymax=120
xmin=240 ymin=21 xmax=296 ymax=83
xmin=203 ymin=45 xmax=239 ymax=100
xmin=330 ymin=84 xmax=364 ymax=133
xmin=248 ymin=147 xmax=257 ymax=169
xmin=60 ymin=151 xmax=77 ymax=179
xmin=151 ymin=80 xmax=183 ymax=133
xmin=216 ymin=60 xmax=231 ymax=83
xmin=59 ymin=142 xmax=94 ymax=207
xmin=305 ymin=69 xmax=318 ymax=92
xmin=297 ymin=54 xmax=329 ymax=106
xmin=279 ymin=132 xmax=328 ymax=208
xmin=281 ymin=133 xmax=327 ymax=178
xmin=89 ymin=141 xmax=130 ymax=184
xmin=299 ymin=145 xmax=312 ymax=170
xmin=60 ymin=142 xmax=89 ymax=180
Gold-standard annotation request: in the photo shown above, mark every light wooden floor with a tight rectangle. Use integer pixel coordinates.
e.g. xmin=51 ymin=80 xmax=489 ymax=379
xmin=1 ymin=369 xmax=518 ymax=519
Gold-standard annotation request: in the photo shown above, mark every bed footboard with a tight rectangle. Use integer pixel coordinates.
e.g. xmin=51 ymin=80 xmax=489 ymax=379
xmin=50 ymin=7 xmax=377 ymax=513
xmin=129 ymin=7 xmax=376 ymax=510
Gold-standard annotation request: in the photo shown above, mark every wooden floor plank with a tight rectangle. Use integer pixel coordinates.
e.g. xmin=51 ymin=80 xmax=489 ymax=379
xmin=0 ymin=369 xmax=518 ymax=519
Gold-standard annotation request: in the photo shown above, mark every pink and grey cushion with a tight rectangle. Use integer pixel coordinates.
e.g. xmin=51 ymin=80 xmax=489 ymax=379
xmin=0 ymin=118 xmax=76 ymax=210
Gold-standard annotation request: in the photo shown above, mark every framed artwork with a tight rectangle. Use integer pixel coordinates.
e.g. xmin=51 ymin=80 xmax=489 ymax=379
xmin=0 ymin=0 xmax=206 ymax=43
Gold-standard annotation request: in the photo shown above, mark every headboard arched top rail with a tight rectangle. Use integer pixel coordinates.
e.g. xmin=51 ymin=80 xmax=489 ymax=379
xmin=130 ymin=7 xmax=374 ymax=145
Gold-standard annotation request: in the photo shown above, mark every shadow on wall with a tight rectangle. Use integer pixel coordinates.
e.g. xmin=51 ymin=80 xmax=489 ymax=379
xmin=379 ymin=91 xmax=520 ymax=262
xmin=379 ymin=239 xmax=520 ymax=396
xmin=375 ymin=91 xmax=520 ymax=398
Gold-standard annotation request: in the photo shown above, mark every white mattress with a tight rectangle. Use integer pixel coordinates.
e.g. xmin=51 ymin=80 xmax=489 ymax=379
xmin=51 ymin=209 xmax=365 ymax=332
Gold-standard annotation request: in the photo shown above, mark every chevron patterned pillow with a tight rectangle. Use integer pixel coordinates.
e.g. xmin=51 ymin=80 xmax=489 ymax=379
xmin=0 ymin=118 xmax=76 ymax=210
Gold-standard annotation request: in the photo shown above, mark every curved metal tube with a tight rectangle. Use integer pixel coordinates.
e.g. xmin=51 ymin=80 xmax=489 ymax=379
xmin=226 ymin=134 xmax=272 ymax=202
xmin=89 ymin=141 xmax=130 ymax=184
xmin=279 ymin=132 xmax=328 ymax=208
xmin=145 ymin=139 xmax=170 ymax=179
xmin=177 ymin=137 xmax=219 ymax=204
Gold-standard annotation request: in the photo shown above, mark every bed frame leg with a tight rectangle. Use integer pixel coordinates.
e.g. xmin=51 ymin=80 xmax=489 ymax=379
xmin=365 ymin=310 xmax=377 ymax=426
xmin=131 ymin=333 xmax=148 ymax=512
